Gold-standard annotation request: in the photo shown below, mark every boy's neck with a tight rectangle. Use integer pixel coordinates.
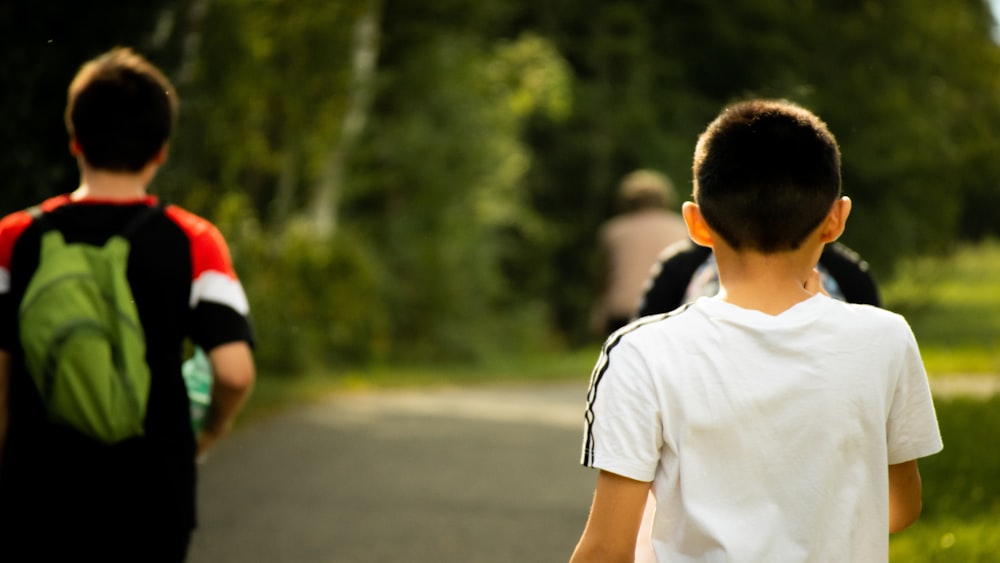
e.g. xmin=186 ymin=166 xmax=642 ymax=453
xmin=72 ymin=162 xmax=157 ymax=201
xmin=713 ymin=244 xmax=824 ymax=316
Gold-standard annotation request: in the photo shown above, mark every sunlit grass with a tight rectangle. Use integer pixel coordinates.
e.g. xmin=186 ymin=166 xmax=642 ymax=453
xmin=889 ymin=397 xmax=1000 ymax=562
xmin=891 ymin=516 xmax=1000 ymax=563
xmin=920 ymin=346 xmax=1000 ymax=375
xmin=882 ymin=239 xmax=1000 ymax=374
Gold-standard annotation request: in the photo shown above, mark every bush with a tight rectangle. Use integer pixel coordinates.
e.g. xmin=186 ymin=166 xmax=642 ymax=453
xmin=214 ymin=195 xmax=388 ymax=374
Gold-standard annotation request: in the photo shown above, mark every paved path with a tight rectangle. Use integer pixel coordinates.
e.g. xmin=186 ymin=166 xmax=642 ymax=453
xmin=186 ymin=375 xmax=997 ymax=563
xmin=187 ymin=383 xmax=596 ymax=563
xmin=927 ymin=373 xmax=1000 ymax=398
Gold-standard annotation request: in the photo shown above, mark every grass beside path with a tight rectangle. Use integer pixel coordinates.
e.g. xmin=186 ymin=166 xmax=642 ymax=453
xmin=243 ymin=347 xmax=601 ymax=423
xmin=883 ymin=239 xmax=1000 ymax=374
xmin=889 ymin=396 xmax=1000 ymax=562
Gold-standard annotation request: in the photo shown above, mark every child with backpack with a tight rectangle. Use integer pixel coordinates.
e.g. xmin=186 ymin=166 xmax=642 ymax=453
xmin=0 ymin=47 xmax=255 ymax=562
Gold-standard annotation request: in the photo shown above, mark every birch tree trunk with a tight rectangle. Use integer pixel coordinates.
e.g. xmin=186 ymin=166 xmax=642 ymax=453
xmin=174 ymin=0 xmax=211 ymax=89
xmin=309 ymin=2 xmax=381 ymax=238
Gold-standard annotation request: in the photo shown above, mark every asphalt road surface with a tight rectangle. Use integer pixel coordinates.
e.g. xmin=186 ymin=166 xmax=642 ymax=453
xmin=186 ymin=383 xmax=596 ymax=563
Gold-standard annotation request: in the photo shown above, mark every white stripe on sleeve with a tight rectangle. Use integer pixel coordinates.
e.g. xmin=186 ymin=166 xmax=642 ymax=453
xmin=189 ymin=271 xmax=250 ymax=315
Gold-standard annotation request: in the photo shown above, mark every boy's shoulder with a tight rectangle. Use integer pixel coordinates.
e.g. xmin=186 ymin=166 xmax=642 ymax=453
xmin=161 ymin=204 xmax=221 ymax=238
xmin=612 ymin=302 xmax=702 ymax=343
xmin=0 ymin=196 xmax=77 ymax=272
xmin=0 ymin=208 xmax=36 ymax=277
xmin=623 ymin=296 xmax=912 ymax=346
xmin=833 ymin=299 xmax=910 ymax=329
xmin=161 ymin=204 xmax=236 ymax=261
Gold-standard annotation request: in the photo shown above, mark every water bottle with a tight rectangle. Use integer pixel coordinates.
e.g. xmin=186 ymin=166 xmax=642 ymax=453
xmin=181 ymin=346 xmax=213 ymax=432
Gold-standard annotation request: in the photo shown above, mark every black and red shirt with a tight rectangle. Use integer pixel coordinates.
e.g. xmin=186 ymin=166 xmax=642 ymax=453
xmin=0 ymin=194 xmax=254 ymax=552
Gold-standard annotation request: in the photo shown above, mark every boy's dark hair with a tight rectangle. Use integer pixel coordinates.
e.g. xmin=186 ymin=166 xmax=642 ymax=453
xmin=692 ymin=99 xmax=841 ymax=252
xmin=65 ymin=47 xmax=178 ymax=172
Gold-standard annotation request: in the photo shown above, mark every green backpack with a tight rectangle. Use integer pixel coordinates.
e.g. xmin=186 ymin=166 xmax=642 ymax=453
xmin=19 ymin=206 xmax=159 ymax=444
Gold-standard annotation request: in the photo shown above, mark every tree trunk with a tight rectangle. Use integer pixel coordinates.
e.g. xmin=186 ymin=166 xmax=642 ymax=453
xmin=174 ymin=0 xmax=211 ymax=89
xmin=309 ymin=2 xmax=381 ymax=238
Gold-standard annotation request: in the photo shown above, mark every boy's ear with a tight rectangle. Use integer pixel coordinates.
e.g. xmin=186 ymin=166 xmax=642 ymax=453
xmin=682 ymin=202 xmax=714 ymax=247
xmin=818 ymin=196 xmax=852 ymax=243
xmin=69 ymin=138 xmax=83 ymax=157
xmin=152 ymin=143 xmax=170 ymax=164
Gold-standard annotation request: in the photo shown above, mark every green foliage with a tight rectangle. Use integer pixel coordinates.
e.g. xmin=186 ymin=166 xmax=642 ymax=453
xmin=212 ymin=194 xmax=387 ymax=373
xmin=166 ymin=1 xmax=575 ymax=366
xmin=882 ymin=239 xmax=1000 ymax=373
xmin=10 ymin=0 xmax=1000 ymax=368
xmin=165 ymin=0 xmax=365 ymax=224
xmin=805 ymin=0 xmax=1000 ymax=270
xmin=347 ymin=27 xmax=572 ymax=362
xmin=511 ymin=0 xmax=1000 ymax=342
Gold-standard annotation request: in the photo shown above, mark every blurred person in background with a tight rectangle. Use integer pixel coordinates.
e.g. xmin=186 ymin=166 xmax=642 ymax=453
xmin=591 ymin=169 xmax=689 ymax=336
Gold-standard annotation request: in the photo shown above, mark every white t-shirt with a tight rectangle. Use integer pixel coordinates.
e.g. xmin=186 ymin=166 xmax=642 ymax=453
xmin=581 ymin=294 xmax=943 ymax=562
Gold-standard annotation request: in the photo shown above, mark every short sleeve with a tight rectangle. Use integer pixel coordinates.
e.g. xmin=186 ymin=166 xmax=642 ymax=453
xmin=0 ymin=210 xmax=35 ymax=352
xmin=886 ymin=323 xmax=943 ymax=464
xmin=164 ymin=205 xmax=254 ymax=350
xmin=582 ymin=334 xmax=662 ymax=482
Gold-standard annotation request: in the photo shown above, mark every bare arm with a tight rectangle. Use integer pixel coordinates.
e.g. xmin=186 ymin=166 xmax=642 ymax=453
xmin=197 ymin=341 xmax=255 ymax=457
xmin=889 ymin=460 xmax=923 ymax=533
xmin=570 ymin=470 xmax=651 ymax=563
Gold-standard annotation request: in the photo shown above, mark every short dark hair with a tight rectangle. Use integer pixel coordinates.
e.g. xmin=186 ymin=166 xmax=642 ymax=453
xmin=65 ymin=47 xmax=178 ymax=172
xmin=692 ymin=99 xmax=841 ymax=252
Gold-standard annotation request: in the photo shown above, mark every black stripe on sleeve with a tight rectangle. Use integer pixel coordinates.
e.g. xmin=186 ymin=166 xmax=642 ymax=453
xmin=581 ymin=305 xmax=692 ymax=467
xmin=191 ymin=301 xmax=255 ymax=351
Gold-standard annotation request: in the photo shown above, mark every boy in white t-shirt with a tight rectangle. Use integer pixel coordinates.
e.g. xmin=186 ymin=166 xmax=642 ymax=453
xmin=570 ymin=99 xmax=943 ymax=563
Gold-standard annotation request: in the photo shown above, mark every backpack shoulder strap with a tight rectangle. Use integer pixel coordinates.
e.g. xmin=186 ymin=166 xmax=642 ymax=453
xmin=25 ymin=201 xmax=163 ymax=242
xmin=25 ymin=205 xmax=50 ymax=230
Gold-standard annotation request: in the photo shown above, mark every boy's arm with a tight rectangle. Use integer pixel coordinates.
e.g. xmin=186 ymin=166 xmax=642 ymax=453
xmin=888 ymin=459 xmax=923 ymax=533
xmin=884 ymin=318 xmax=941 ymax=533
xmin=570 ymin=470 xmax=651 ymax=563
xmin=197 ymin=341 xmax=255 ymax=457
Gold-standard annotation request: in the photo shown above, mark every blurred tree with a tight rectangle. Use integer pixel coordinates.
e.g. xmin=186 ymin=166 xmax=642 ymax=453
xmin=509 ymin=0 xmax=1000 ymax=342
xmin=798 ymin=1 xmax=1000 ymax=268
xmin=308 ymin=3 xmax=381 ymax=238
xmin=164 ymin=0 xmax=383 ymax=370
xmin=164 ymin=0 xmax=367 ymax=227
xmin=169 ymin=0 xmax=572 ymax=365
xmin=0 ymin=1 xmax=186 ymax=214
xmin=8 ymin=0 xmax=1000 ymax=365
xmin=349 ymin=16 xmax=572 ymax=361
